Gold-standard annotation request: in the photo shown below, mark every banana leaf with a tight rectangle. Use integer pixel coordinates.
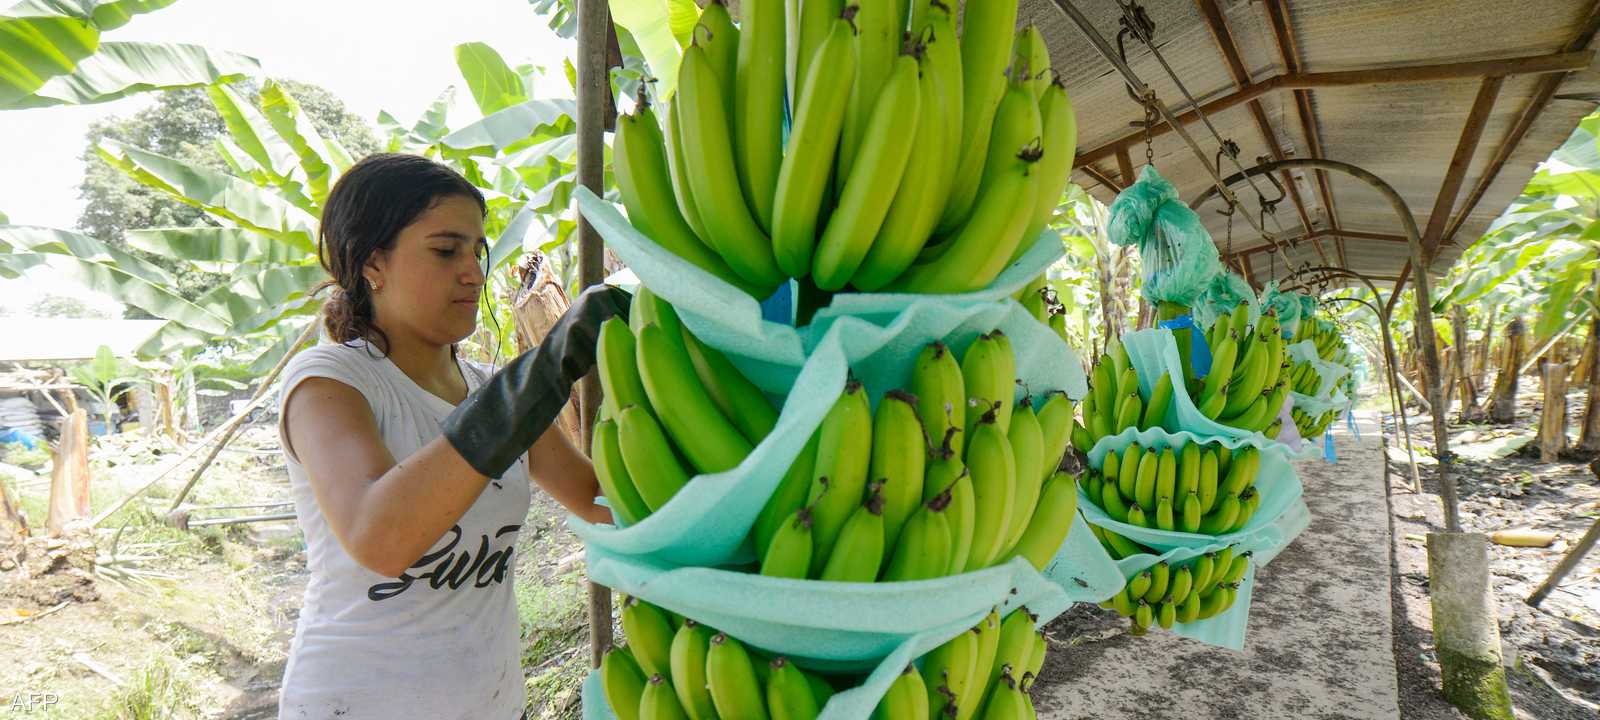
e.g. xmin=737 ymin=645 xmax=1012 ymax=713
xmin=455 ymin=42 xmax=528 ymax=116
xmin=1 ymin=224 xmax=175 ymax=286
xmin=0 ymin=250 xmax=228 ymax=334
xmin=0 ymin=0 xmax=180 ymax=106
xmin=260 ymin=79 xmax=336 ymax=206
xmin=9 ymin=40 xmax=258 ymax=108
xmin=440 ymin=98 xmax=576 ymax=155
xmin=126 ymin=226 xmax=308 ymax=272
xmin=97 ymin=139 xmax=319 ymax=252
xmin=206 ymin=82 xmax=299 ymax=184
xmin=607 ymin=0 xmax=701 ymax=101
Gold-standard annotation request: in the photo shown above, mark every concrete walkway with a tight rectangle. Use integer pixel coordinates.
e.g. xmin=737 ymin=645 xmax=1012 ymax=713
xmin=1033 ymin=415 xmax=1401 ymax=720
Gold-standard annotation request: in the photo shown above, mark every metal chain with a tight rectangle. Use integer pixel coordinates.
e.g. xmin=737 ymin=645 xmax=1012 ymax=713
xmin=1142 ymin=93 xmax=1157 ymax=166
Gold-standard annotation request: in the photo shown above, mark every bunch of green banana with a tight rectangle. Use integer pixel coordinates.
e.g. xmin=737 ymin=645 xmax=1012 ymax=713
xmin=594 ymin=289 xmax=783 ymax=524
xmin=613 ymin=0 xmax=1078 ymax=299
xmin=1194 ymin=306 xmax=1289 ymax=434
xmin=1289 ymin=360 xmax=1323 ymax=396
xmin=1081 ymin=441 xmax=1263 ymax=538
xmin=1294 ymin=315 xmax=1351 ymax=367
xmin=605 ymin=598 xmax=840 ymax=720
xmin=1096 ymin=548 xmax=1252 ymax=634
xmin=918 ymin=607 xmax=1049 ymax=720
xmin=1291 ymin=407 xmax=1339 ymax=438
xmin=1074 ymin=337 xmax=1173 ymax=451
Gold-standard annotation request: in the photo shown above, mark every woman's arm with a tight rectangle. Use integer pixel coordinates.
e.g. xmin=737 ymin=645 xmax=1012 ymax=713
xmin=284 ymin=377 xmax=491 ymax=577
xmin=526 ymin=425 xmax=610 ymax=524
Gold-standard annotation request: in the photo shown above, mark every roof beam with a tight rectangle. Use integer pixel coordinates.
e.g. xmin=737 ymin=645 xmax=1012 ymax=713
xmin=1227 ymin=227 xmax=1409 ymax=258
xmin=1390 ymin=75 xmax=1506 ymax=297
xmin=1194 ymin=0 xmax=1328 ymax=267
xmin=1437 ymin=2 xmax=1600 ymax=252
xmin=1073 ymin=49 xmax=1593 ymax=168
xmin=1262 ymin=0 xmax=1346 ymax=269
xmin=1115 ymin=144 xmax=1136 ymax=187
xmin=1080 ymin=165 xmax=1123 ymax=193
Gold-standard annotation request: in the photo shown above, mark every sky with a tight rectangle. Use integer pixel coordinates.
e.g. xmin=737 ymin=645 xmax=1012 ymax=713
xmin=0 ymin=0 xmax=575 ymax=315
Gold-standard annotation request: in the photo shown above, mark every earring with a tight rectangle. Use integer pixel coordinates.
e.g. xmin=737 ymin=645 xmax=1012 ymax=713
xmin=368 ymin=278 xmax=381 ymax=292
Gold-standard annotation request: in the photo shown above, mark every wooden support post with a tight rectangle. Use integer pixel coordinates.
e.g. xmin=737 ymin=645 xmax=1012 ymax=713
xmin=1488 ymin=318 xmax=1524 ymax=423
xmin=576 ymin=0 xmax=614 ymax=669
xmin=45 ymin=408 xmax=90 ymax=535
xmin=1538 ymin=362 xmax=1569 ymax=462
xmin=1581 ymin=315 xmax=1600 ymax=452
xmin=1453 ymin=306 xmax=1479 ymax=421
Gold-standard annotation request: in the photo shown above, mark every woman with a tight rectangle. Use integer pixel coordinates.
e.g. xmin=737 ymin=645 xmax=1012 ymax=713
xmin=276 ymin=153 xmax=626 ymax=719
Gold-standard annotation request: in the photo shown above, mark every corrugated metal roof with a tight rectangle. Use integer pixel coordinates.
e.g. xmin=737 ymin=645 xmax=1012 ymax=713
xmin=1019 ymin=0 xmax=1600 ymax=289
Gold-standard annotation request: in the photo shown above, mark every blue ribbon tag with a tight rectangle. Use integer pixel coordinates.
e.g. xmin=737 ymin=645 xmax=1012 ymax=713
xmin=1323 ymin=430 xmax=1337 ymax=463
xmin=1346 ymin=407 xmax=1361 ymax=441
xmin=761 ymin=281 xmax=795 ymax=325
xmin=1160 ymin=313 xmax=1213 ymax=378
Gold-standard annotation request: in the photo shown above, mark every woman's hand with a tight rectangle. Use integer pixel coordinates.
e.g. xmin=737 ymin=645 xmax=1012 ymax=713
xmin=527 ymin=424 xmax=612 ymax=524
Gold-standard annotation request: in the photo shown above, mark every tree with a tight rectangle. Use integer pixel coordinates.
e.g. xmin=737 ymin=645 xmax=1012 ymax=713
xmin=75 ymin=80 xmax=381 ymax=305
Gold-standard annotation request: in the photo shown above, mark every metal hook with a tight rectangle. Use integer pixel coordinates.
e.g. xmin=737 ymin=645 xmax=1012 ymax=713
xmin=1114 ymin=3 xmax=1156 ymax=104
xmin=1215 ymin=139 xmax=1240 ymax=179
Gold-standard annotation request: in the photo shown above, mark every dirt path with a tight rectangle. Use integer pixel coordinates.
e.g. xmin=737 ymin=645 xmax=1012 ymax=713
xmin=1033 ymin=417 xmax=1400 ymax=719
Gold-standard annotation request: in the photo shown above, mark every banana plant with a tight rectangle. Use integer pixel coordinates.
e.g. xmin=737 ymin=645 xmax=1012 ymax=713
xmin=68 ymin=345 xmax=147 ymax=431
xmin=0 ymin=0 xmax=259 ymax=109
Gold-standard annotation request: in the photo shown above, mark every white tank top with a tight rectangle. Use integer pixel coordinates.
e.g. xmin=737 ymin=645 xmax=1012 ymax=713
xmin=275 ymin=338 xmax=531 ymax=720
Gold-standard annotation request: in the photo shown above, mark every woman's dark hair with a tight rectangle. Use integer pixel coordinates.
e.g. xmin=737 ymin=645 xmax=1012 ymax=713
xmin=314 ymin=153 xmax=486 ymax=354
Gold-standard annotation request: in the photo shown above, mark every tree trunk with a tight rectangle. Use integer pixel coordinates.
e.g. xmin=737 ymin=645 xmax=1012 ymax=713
xmin=1578 ymin=316 xmax=1600 ymax=452
xmin=512 ymin=253 xmax=584 ymax=446
xmin=1538 ymin=362 xmax=1569 ymax=462
xmin=0 ymin=470 xmax=26 ymax=541
xmin=1441 ymin=351 xmax=1457 ymax=417
xmin=45 ymin=409 xmax=91 ymax=535
xmin=1474 ymin=305 xmax=1497 ymax=389
xmin=1453 ymin=306 xmax=1480 ymax=421
xmin=1488 ymin=318 xmax=1524 ymax=424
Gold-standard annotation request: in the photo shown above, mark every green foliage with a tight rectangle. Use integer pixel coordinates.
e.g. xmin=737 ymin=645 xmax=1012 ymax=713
xmin=68 ymin=345 xmax=147 ymax=429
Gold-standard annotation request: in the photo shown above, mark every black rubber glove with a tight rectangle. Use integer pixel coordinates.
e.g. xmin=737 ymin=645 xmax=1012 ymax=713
xmin=442 ymin=284 xmax=632 ymax=479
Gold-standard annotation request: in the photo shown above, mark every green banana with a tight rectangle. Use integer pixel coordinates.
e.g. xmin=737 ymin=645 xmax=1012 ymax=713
xmin=1126 ymin=502 xmax=1149 ymax=529
xmin=888 ymin=137 xmax=1040 ymax=294
xmin=1016 ymin=23 xmax=1051 ymax=99
xmin=753 ymin=433 xmax=821 ymax=557
xmin=767 ymin=657 xmax=820 ymax=720
xmin=1006 ymin=471 xmax=1078 ymax=571
xmin=772 ymin=16 xmax=856 ymax=279
xmin=707 ymin=633 xmax=769 ymax=720
xmin=681 ymin=326 xmax=778 ymax=445
xmin=813 ymin=53 xmax=922 ymax=290
xmin=1128 ymin=570 xmax=1152 ymax=600
xmin=910 ymin=341 xmax=968 ymax=460
xmin=1221 ymin=447 xmax=1258 ymax=497
xmin=1099 ymin=479 xmax=1130 ymax=524
xmin=1001 ymin=399 xmax=1044 ymax=554
xmin=1156 ymin=447 xmax=1176 ymax=502
xmin=698 ymin=0 xmax=739 ymax=108
xmin=1168 ymin=564 xmax=1194 ymax=605
xmin=669 ymin=620 xmax=718 ymax=720
xmin=1034 ymin=392 xmax=1074 ymax=482
xmin=936 ymin=0 xmax=1019 ymax=234
xmin=970 ymin=65 xmax=1042 ymax=239
xmin=636 ymin=323 xmax=753 ymax=474
xmin=1091 ymin=362 xmax=1116 ymax=425
xmin=1102 ymin=447 xmax=1120 ymax=486
xmin=806 ymin=671 xmax=836 ymax=711
xmin=617 ymin=406 xmax=694 ymax=512
xmin=1133 ymin=600 xmax=1154 ymax=632
xmin=921 ymin=625 xmax=979 ymax=720
xmin=622 ymin=596 xmax=675 ymax=679
xmin=1142 ymin=371 xmax=1172 ymax=430
xmin=1222 ymin=551 xmax=1251 ymax=585
xmin=920 ymin=0 xmax=964 ymax=189
xmin=794 ymin=0 xmax=844 ymax=108
xmin=1198 ymin=448 xmax=1219 ymax=513
xmin=1205 ymin=546 xmax=1234 ymax=596
xmin=614 ymin=106 xmax=758 ymax=297
xmin=1143 ymin=561 xmax=1170 ymax=603
xmin=837 ymin=0 xmax=900 ymax=183
xmin=1177 ymin=589 xmax=1202 ymax=624
xmin=641 ymin=673 xmax=691 ymax=720
xmin=1189 ymin=553 xmax=1215 ymax=598
xmin=806 ymin=381 xmax=874 ymax=575
xmin=1109 ymin=584 xmax=1134 ymax=616
xmin=1117 ymin=444 xmax=1140 ymax=502
xmin=853 ymin=44 xmax=948 ymax=291
xmin=883 ymin=487 xmax=953 ymax=582
xmin=761 ymin=507 xmax=814 ymax=579
xmin=1113 ymin=388 xmax=1143 ymax=433
xmin=664 ymin=96 xmax=710 ymax=243
xmin=1180 ymin=492 xmax=1202 ymax=533
xmin=1178 ymin=442 xmax=1200 ymax=497
xmin=593 ymin=419 xmax=653 ymax=526
xmin=963 ymin=412 xmax=1017 ymax=571
xmin=734 ymin=0 xmax=785 ymax=232
xmin=1157 ymin=600 xmax=1176 ymax=630
xmin=1232 ymin=488 xmax=1259 ymax=532
xmin=598 ymin=317 xmax=653 ymax=419
xmin=820 ymin=484 xmax=887 ymax=582
xmin=1224 ymin=333 xmax=1269 ymax=417
xmin=959 ymin=610 xmax=1002 ymax=720
xmin=946 ymin=469 xmax=978 ymax=575
xmin=1199 ymin=494 xmax=1241 ymax=535
xmin=1027 ymin=630 xmax=1047 ymax=684
xmin=960 ymin=331 xmax=1017 ymax=435
xmin=1196 ymin=587 xmax=1228 ymax=620
xmin=677 ymin=41 xmax=784 ymax=292
xmin=873 ymin=389 xmax=929 ymax=549
xmin=1133 ymin=448 xmax=1158 ymax=511
xmin=1199 ymin=332 xmax=1238 ymax=409
xmin=602 ymin=647 xmax=648 ymax=720
xmin=872 ymin=664 xmax=928 ymax=720
xmin=977 ymin=611 xmax=1036 ymax=717
xmin=1155 ymin=497 xmax=1175 ymax=532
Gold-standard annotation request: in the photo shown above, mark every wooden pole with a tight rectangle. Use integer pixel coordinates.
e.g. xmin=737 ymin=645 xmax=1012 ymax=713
xmin=576 ymin=0 xmax=614 ymax=669
xmin=45 ymin=408 xmax=90 ymax=535
xmin=1538 ymin=362 xmax=1569 ymax=462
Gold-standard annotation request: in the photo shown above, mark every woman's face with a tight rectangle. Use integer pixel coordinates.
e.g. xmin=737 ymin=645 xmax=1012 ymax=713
xmin=363 ymin=194 xmax=487 ymax=347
